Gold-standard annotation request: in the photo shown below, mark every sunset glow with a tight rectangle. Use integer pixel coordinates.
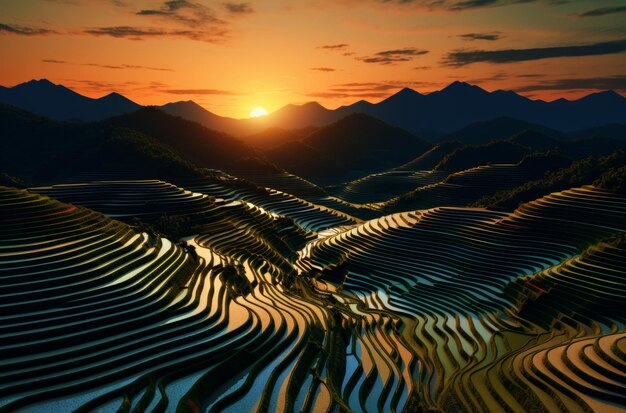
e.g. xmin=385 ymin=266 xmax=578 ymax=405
xmin=250 ymin=107 xmax=268 ymax=118
xmin=1 ymin=1 xmax=625 ymax=118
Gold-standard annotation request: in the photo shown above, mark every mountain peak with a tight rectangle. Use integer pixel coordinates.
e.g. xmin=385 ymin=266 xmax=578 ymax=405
xmin=440 ymin=81 xmax=486 ymax=94
xmin=17 ymin=78 xmax=58 ymax=90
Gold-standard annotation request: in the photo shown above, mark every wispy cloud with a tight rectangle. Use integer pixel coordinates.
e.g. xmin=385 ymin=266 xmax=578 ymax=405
xmin=458 ymin=32 xmax=502 ymax=41
xmin=83 ymin=25 xmax=228 ymax=42
xmin=358 ymin=47 xmax=428 ymax=64
xmin=164 ymin=88 xmax=240 ymax=95
xmin=43 ymin=58 xmax=174 ymax=72
xmin=575 ymin=6 xmax=626 ymax=18
xmin=222 ymin=2 xmax=254 ymax=14
xmin=515 ymin=75 xmax=626 ymax=92
xmin=307 ymin=80 xmax=441 ymax=99
xmin=0 ymin=22 xmax=56 ymax=36
xmin=137 ymin=0 xmax=224 ymax=26
xmin=378 ymin=0 xmax=570 ymax=12
xmin=443 ymin=39 xmax=626 ymax=66
xmin=311 ymin=67 xmax=336 ymax=72
xmin=42 ymin=59 xmax=69 ymax=64
xmin=317 ymin=43 xmax=350 ymax=50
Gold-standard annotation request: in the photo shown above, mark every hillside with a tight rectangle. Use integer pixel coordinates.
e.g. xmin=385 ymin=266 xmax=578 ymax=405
xmin=0 ymin=104 xmax=267 ymax=184
xmin=265 ymin=113 xmax=431 ymax=183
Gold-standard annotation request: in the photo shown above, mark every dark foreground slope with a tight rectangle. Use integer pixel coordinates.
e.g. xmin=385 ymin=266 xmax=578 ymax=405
xmin=0 ymin=104 xmax=272 ymax=185
xmin=264 ymin=113 xmax=431 ymax=183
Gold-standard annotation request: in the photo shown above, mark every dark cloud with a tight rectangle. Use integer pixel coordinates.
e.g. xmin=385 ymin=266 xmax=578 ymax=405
xmin=449 ymin=0 xmax=499 ymax=11
xmin=311 ymin=67 xmax=336 ymax=72
xmin=576 ymin=6 xmax=626 ymax=18
xmin=515 ymin=76 xmax=626 ymax=92
xmin=42 ymin=59 xmax=68 ymax=64
xmin=458 ymin=32 xmax=502 ymax=41
xmin=358 ymin=47 xmax=429 ymax=64
xmin=318 ymin=43 xmax=349 ymax=50
xmin=223 ymin=2 xmax=254 ymax=14
xmin=307 ymin=91 xmax=391 ymax=99
xmin=137 ymin=0 xmax=224 ymax=27
xmin=444 ymin=39 xmax=626 ymax=66
xmin=380 ymin=0 xmax=571 ymax=11
xmin=164 ymin=89 xmax=239 ymax=95
xmin=413 ymin=66 xmax=431 ymax=70
xmin=0 ymin=23 xmax=55 ymax=36
xmin=83 ymin=26 xmax=228 ymax=42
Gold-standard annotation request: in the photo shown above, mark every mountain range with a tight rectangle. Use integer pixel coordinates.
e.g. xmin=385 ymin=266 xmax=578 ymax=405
xmin=2 ymin=79 xmax=625 ymax=137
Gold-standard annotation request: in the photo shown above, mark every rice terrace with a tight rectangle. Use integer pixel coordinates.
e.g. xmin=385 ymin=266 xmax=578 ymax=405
xmin=2 ymin=1 xmax=626 ymax=412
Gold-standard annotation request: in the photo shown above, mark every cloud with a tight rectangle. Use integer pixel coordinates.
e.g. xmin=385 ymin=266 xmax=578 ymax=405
xmin=42 ymin=59 xmax=173 ymax=71
xmin=164 ymin=89 xmax=240 ymax=95
xmin=575 ymin=6 xmax=626 ymax=18
xmin=358 ymin=47 xmax=429 ymax=64
xmin=223 ymin=2 xmax=254 ymax=14
xmin=307 ymin=80 xmax=442 ymax=99
xmin=42 ymin=59 xmax=68 ymax=64
xmin=137 ymin=0 xmax=224 ymax=26
xmin=83 ymin=25 xmax=227 ymax=42
xmin=311 ymin=67 xmax=336 ymax=72
xmin=515 ymin=76 xmax=626 ymax=92
xmin=0 ymin=22 xmax=55 ymax=35
xmin=413 ymin=66 xmax=431 ymax=70
xmin=379 ymin=0 xmax=570 ymax=12
xmin=458 ymin=32 xmax=502 ymax=41
xmin=307 ymin=91 xmax=391 ymax=99
xmin=443 ymin=39 xmax=626 ymax=66
xmin=318 ymin=43 xmax=349 ymax=50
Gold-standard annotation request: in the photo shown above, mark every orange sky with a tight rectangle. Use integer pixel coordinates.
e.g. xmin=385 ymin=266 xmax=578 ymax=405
xmin=1 ymin=0 xmax=625 ymax=118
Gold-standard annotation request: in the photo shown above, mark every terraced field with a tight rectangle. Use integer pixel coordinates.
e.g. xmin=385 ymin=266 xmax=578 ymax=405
xmin=225 ymin=171 xmax=375 ymax=220
xmin=297 ymin=186 xmax=626 ymax=412
xmin=2 ymin=182 xmax=626 ymax=412
xmin=326 ymin=170 xmax=449 ymax=205
xmin=384 ymin=163 xmax=549 ymax=212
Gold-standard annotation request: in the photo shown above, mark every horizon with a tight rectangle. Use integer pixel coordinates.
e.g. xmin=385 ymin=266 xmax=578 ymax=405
xmin=4 ymin=77 xmax=625 ymax=121
xmin=1 ymin=1 xmax=625 ymax=118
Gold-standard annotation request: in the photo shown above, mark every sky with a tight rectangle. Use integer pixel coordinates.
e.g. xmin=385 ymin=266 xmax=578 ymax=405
xmin=1 ymin=0 xmax=625 ymax=118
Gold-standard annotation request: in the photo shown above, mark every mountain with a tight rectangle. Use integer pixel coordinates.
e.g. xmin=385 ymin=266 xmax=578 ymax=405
xmin=160 ymin=100 xmax=254 ymax=136
xmin=264 ymin=113 xmax=431 ymax=183
xmin=243 ymin=126 xmax=317 ymax=149
xmin=0 ymin=104 xmax=275 ymax=184
xmin=444 ymin=117 xmax=563 ymax=145
xmin=4 ymin=79 xmax=626 ymax=139
xmin=0 ymin=79 xmax=140 ymax=121
xmin=161 ymin=100 xmax=341 ymax=137
xmin=339 ymin=81 xmax=626 ymax=135
xmin=568 ymin=123 xmax=626 ymax=141
xmin=101 ymin=107 xmax=265 ymax=171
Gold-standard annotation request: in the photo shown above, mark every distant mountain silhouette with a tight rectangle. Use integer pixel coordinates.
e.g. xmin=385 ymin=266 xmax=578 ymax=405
xmin=264 ymin=113 xmax=431 ymax=183
xmin=568 ymin=123 xmax=626 ymax=141
xmin=160 ymin=100 xmax=254 ymax=136
xmin=0 ymin=79 xmax=140 ymax=121
xmin=339 ymin=81 xmax=626 ymax=134
xmin=444 ymin=117 xmax=563 ymax=145
xmin=161 ymin=100 xmax=341 ymax=137
xmin=4 ymin=79 xmax=626 ymax=138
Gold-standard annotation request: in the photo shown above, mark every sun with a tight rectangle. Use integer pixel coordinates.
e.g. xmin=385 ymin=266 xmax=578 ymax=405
xmin=250 ymin=107 xmax=268 ymax=118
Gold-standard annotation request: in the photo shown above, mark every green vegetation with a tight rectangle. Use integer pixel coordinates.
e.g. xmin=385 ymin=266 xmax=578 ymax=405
xmin=474 ymin=150 xmax=626 ymax=210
